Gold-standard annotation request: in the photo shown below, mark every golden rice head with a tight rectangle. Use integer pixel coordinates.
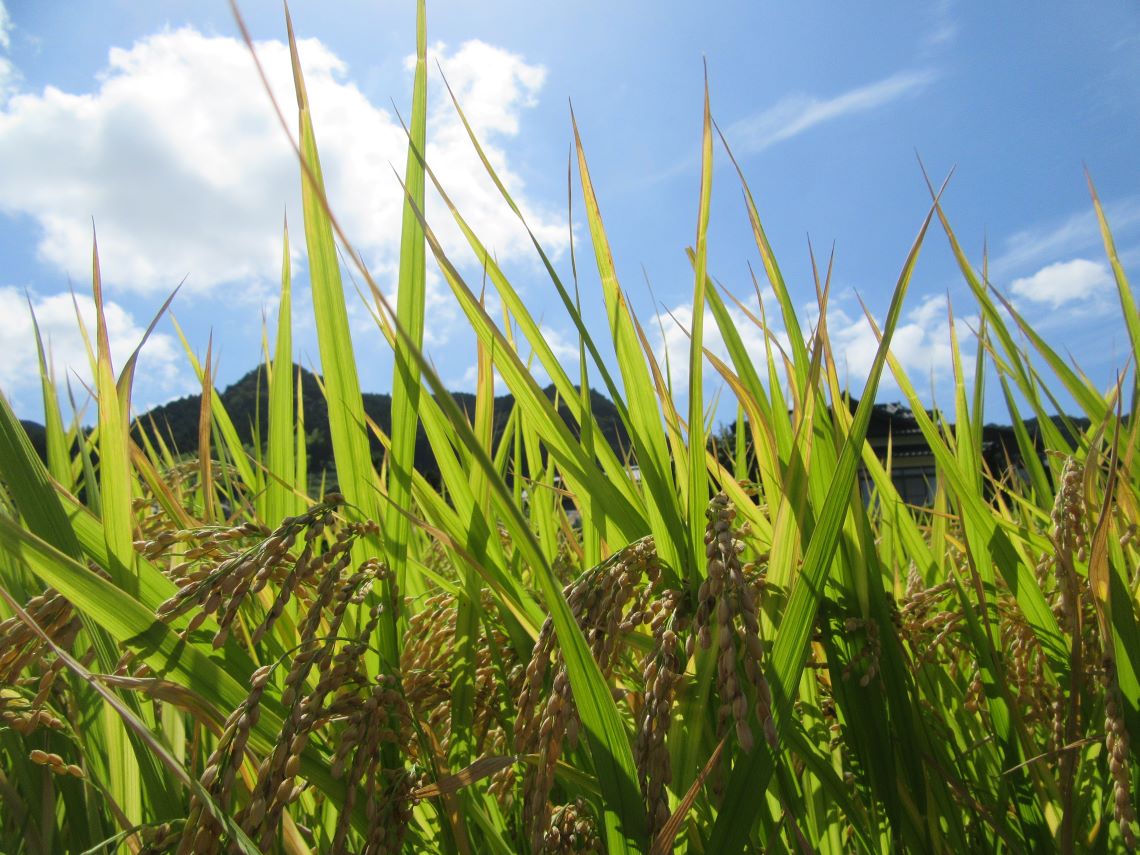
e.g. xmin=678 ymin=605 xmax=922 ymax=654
xmin=0 ymin=590 xmax=78 ymax=685
xmin=634 ymin=587 xmax=687 ymax=840
xmin=401 ymin=589 xmax=521 ymax=763
xmin=155 ymin=493 xmax=351 ymax=647
xmin=691 ymin=492 xmax=776 ymax=754
xmin=544 ymin=798 xmax=602 ymax=854
xmin=997 ymin=597 xmax=1053 ymax=726
xmin=841 ymin=617 xmax=881 ymax=689
xmin=1103 ymin=655 xmax=1137 ymax=849
xmin=518 ymin=535 xmax=661 ymax=851
xmin=1049 ymin=456 xmax=1087 ymax=636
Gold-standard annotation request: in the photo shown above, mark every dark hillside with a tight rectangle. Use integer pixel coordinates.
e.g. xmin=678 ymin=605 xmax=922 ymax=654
xmin=19 ymin=420 xmax=47 ymax=461
xmin=131 ymin=364 xmax=632 ymax=488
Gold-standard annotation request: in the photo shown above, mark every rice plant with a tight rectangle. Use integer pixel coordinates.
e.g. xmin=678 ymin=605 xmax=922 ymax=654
xmin=0 ymin=2 xmax=1137 ymax=852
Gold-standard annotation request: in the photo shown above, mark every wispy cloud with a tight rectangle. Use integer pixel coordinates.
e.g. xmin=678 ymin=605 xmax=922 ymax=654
xmin=922 ymin=0 xmax=958 ymax=53
xmin=723 ymin=68 xmax=938 ymax=157
xmin=989 ymin=197 xmax=1140 ymax=279
xmin=646 ymin=67 xmax=939 ymax=185
xmin=0 ymin=1 xmax=15 ymax=101
xmin=0 ymin=1 xmax=11 ymax=51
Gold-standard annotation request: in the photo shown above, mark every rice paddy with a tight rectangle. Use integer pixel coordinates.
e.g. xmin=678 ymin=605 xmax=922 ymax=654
xmin=0 ymin=3 xmax=1137 ymax=852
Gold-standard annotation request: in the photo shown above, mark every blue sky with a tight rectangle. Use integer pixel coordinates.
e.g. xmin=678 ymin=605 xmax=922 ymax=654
xmin=0 ymin=1 xmax=1137 ymax=427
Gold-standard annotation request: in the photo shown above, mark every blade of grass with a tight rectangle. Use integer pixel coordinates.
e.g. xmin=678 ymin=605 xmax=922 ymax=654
xmin=295 ymin=366 xmax=308 ymax=498
xmin=717 ymin=122 xmax=810 ymax=379
xmin=169 ymin=316 xmax=260 ymax=495
xmin=708 ymin=198 xmax=935 ymax=854
xmin=572 ymin=109 xmax=688 ymax=579
xmin=686 ymin=67 xmax=714 ymax=587
xmin=649 ymin=736 xmax=726 ymax=855
xmin=198 ymin=337 xmax=216 ymax=523
xmin=89 ymin=230 xmax=144 ymax=828
xmin=28 ymin=299 xmax=73 ymax=490
xmin=68 ymin=380 xmax=101 ymax=515
xmin=999 ymin=375 xmax=1053 ymax=510
xmin=90 ymin=232 xmax=135 ymax=597
xmin=267 ymin=215 xmax=299 ymax=524
xmin=1087 ymin=172 xmax=1140 ymax=375
xmin=568 ymin=162 xmax=603 ymax=570
xmin=385 ymin=0 xmax=429 ymax=614
xmin=279 ymin=5 xmax=393 ymax=662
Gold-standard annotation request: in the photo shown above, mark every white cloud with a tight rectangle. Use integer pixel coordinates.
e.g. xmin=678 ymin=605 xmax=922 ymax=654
xmin=823 ymin=294 xmax=976 ymax=392
xmin=421 ymin=39 xmax=545 ymax=138
xmin=1009 ymin=258 xmax=1113 ymax=310
xmin=724 ymin=69 xmax=938 ymax=156
xmin=0 ymin=28 xmax=566 ymax=297
xmin=0 ymin=286 xmax=185 ymax=414
xmin=653 ymin=298 xmax=790 ymax=398
xmin=424 ymin=39 xmax=565 ymax=265
xmin=654 ymin=291 xmax=974 ymax=405
xmin=536 ymin=323 xmax=580 ymax=363
xmin=450 ymin=319 xmax=570 ymax=392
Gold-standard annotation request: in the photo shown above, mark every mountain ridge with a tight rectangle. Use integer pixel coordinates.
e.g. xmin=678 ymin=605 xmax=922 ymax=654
xmin=128 ymin=363 xmax=633 ymax=488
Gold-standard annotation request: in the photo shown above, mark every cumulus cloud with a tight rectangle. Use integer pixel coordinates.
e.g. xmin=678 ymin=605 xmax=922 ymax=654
xmin=654 ymin=291 xmax=974 ymax=403
xmin=0 ymin=28 xmax=566 ymax=297
xmin=0 ymin=286 xmax=185 ymax=414
xmin=1009 ymin=258 xmax=1113 ymax=310
xmin=423 ymin=39 xmax=545 ymax=138
xmin=653 ymin=297 xmax=790 ymax=397
xmin=450 ymin=319 xmax=572 ymax=392
xmin=823 ymin=294 xmax=976 ymax=391
xmin=535 ymin=323 xmax=580 ymax=363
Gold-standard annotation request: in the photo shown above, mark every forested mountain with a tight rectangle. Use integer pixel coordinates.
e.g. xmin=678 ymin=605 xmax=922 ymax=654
xmin=130 ymin=364 xmax=633 ymax=488
xmin=22 ymin=366 xmax=1095 ymax=504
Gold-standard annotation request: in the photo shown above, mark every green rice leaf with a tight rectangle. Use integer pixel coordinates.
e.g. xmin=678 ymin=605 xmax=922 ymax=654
xmin=686 ymin=70 xmax=714 ymax=586
xmin=28 ymin=299 xmax=73 ymax=490
xmin=284 ymin=8 xmax=393 ymax=662
xmin=573 ymin=110 xmax=688 ymax=580
xmin=708 ymin=199 xmax=935 ymax=854
xmin=267 ymin=215 xmax=299 ymax=524
xmin=385 ymin=0 xmax=429 ymax=612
